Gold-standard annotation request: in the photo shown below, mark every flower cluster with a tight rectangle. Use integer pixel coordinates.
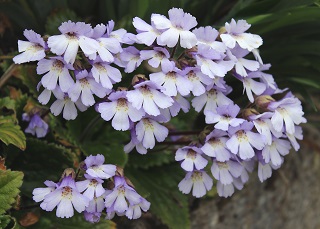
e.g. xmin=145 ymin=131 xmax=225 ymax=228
xmin=15 ymin=7 xmax=306 ymax=209
xmin=32 ymin=154 xmax=150 ymax=221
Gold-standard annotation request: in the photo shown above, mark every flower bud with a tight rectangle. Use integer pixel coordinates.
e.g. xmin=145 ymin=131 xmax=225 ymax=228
xmin=131 ymin=74 xmax=147 ymax=86
xmin=255 ymin=95 xmax=275 ymax=110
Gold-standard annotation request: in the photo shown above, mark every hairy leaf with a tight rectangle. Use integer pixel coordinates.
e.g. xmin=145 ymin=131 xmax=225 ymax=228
xmin=0 ymin=170 xmax=24 ymax=214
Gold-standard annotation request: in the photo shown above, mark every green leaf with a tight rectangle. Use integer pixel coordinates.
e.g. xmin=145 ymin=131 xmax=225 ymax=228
xmin=7 ymin=138 xmax=78 ymax=196
xmin=0 ymin=170 xmax=24 ymax=214
xmin=45 ymin=8 xmax=80 ymax=35
xmin=0 ymin=215 xmax=11 ymax=228
xmin=0 ymin=117 xmax=26 ymax=150
xmin=128 ymin=150 xmax=174 ymax=169
xmin=289 ymin=77 xmax=320 ymax=89
xmin=31 ymin=212 xmax=116 ymax=229
xmin=126 ymin=164 xmax=189 ymax=229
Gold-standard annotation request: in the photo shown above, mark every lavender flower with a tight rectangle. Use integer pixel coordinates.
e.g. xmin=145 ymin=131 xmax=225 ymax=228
xmin=48 ymin=21 xmax=99 ymax=64
xmin=37 ymin=57 xmax=74 ymax=92
xmin=126 ymin=81 xmax=173 ymax=116
xmin=90 ymin=57 xmax=122 ymax=89
xmin=50 ymin=87 xmax=87 ymax=120
xmin=84 ymin=154 xmax=116 ymax=179
xmin=211 ymin=160 xmax=243 ymax=185
xmin=76 ymin=175 xmax=105 ymax=200
xmin=13 ymin=29 xmax=46 ymax=64
xmin=205 ymin=104 xmax=245 ymax=131
xmin=126 ymin=197 xmax=151 ymax=220
xmin=40 ymin=176 xmax=89 ymax=218
xmin=140 ymin=47 xmax=171 ymax=69
xmin=135 ymin=117 xmax=168 ymax=149
xmin=220 ymin=19 xmax=263 ymax=51
xmin=193 ymin=26 xmax=226 ymax=53
xmin=32 ymin=180 xmax=57 ymax=203
xmin=201 ymin=130 xmax=232 ymax=162
xmin=226 ymin=121 xmax=265 ymax=160
xmin=191 ymin=88 xmax=233 ymax=113
xmin=84 ymin=211 xmax=102 ymax=223
xmin=120 ymin=46 xmax=143 ymax=73
xmin=175 ymin=146 xmax=208 ymax=172
xmin=124 ymin=129 xmax=148 ymax=155
xmin=178 ymin=170 xmax=213 ymax=198
xmin=268 ymin=94 xmax=306 ymax=134
xmin=105 ymin=176 xmax=141 ymax=213
xmin=97 ymin=91 xmax=145 ymax=131
xmin=23 ymin=113 xmax=49 ymax=138
xmin=150 ymin=62 xmax=192 ymax=96
xmin=132 ymin=17 xmax=162 ymax=46
xmin=68 ymin=70 xmax=108 ymax=106
xmin=262 ymin=138 xmax=291 ymax=166
xmin=151 ymin=8 xmax=197 ymax=48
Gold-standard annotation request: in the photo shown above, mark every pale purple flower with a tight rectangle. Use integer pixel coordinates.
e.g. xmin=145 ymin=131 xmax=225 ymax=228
xmin=195 ymin=44 xmax=234 ymax=78
xmin=37 ymin=57 xmax=74 ymax=92
xmin=38 ymin=88 xmax=52 ymax=105
xmin=160 ymin=93 xmax=190 ymax=119
xmin=211 ymin=160 xmax=243 ymax=185
xmin=178 ymin=170 xmax=213 ymax=198
xmin=13 ymin=29 xmax=46 ymax=64
xmin=88 ymin=23 xmax=122 ymax=62
xmin=262 ymin=138 xmax=291 ymax=166
xmin=150 ymin=62 xmax=192 ymax=96
xmin=32 ymin=180 xmax=57 ymax=203
xmin=135 ymin=117 xmax=168 ymax=149
xmin=84 ymin=211 xmax=101 ymax=223
xmin=132 ymin=17 xmax=162 ymax=46
xmin=249 ymin=112 xmax=282 ymax=145
xmin=124 ymin=129 xmax=147 ymax=155
xmin=191 ymin=88 xmax=233 ymax=113
xmin=183 ymin=67 xmax=212 ymax=96
xmin=151 ymin=8 xmax=197 ymax=48
xmin=106 ymin=20 xmax=130 ymax=44
xmin=126 ymin=197 xmax=151 ymax=220
xmin=227 ymin=45 xmax=260 ymax=77
xmin=216 ymin=178 xmax=243 ymax=198
xmin=226 ymin=121 xmax=266 ymax=160
xmin=192 ymin=26 xmax=226 ymax=53
xmin=220 ymin=19 xmax=263 ymax=51
xmin=47 ymin=21 xmax=99 ymax=64
xmin=248 ymin=64 xmax=277 ymax=90
xmin=205 ymin=104 xmax=245 ymax=131
xmin=268 ymin=94 xmax=306 ymax=134
xmin=120 ymin=46 xmax=142 ymax=73
xmin=97 ymin=91 xmax=145 ymax=131
xmin=175 ymin=146 xmax=208 ymax=172
xmin=41 ymin=176 xmax=89 ymax=218
xmin=84 ymin=154 xmax=116 ymax=179
xmin=90 ymin=57 xmax=122 ymax=89
xmin=68 ymin=70 xmax=108 ymax=106
xmin=286 ymin=126 xmax=303 ymax=151
xmin=105 ymin=176 xmax=141 ymax=213
xmin=126 ymin=81 xmax=174 ymax=116
xmin=76 ymin=175 xmax=105 ymax=200
xmin=240 ymin=76 xmax=267 ymax=103
xmin=50 ymin=87 xmax=88 ymax=120
xmin=23 ymin=113 xmax=49 ymax=138
xmin=239 ymin=160 xmax=255 ymax=183
xmin=201 ymin=130 xmax=232 ymax=162
xmin=140 ymin=47 xmax=171 ymax=69
xmin=85 ymin=193 xmax=106 ymax=214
